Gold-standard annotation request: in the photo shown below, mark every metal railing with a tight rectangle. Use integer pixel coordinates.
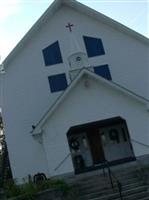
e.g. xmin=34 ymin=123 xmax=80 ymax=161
xmin=102 ymin=160 xmax=123 ymax=200
xmin=54 ymin=153 xmax=71 ymax=171
xmin=102 ymin=138 xmax=149 ymax=200
xmin=131 ymin=138 xmax=149 ymax=183
xmin=54 ymin=153 xmax=123 ymax=199
xmin=54 ymin=138 xmax=149 ymax=199
xmin=131 ymin=138 xmax=149 ymax=149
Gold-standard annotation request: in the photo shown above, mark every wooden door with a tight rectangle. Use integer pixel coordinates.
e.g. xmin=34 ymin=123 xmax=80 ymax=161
xmin=87 ymin=128 xmax=105 ymax=164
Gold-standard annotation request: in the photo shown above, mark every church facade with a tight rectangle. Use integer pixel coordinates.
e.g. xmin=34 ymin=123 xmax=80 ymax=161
xmin=0 ymin=0 xmax=149 ymax=183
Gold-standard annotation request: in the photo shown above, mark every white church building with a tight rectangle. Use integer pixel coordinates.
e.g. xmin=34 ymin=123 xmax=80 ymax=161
xmin=0 ymin=0 xmax=149 ymax=183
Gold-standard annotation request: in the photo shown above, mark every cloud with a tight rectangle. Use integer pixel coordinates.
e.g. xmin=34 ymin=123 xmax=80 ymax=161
xmin=0 ymin=0 xmax=21 ymax=23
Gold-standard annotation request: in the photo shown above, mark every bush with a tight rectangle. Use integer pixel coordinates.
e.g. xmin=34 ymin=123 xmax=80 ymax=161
xmin=4 ymin=178 xmax=73 ymax=200
xmin=48 ymin=179 xmax=72 ymax=196
xmin=4 ymin=180 xmax=22 ymax=198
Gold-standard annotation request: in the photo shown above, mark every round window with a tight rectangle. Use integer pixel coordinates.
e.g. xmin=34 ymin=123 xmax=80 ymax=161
xmin=76 ymin=56 xmax=81 ymax=62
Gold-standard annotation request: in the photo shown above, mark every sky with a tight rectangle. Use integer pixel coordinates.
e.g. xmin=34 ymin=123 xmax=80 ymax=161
xmin=0 ymin=0 xmax=148 ymax=63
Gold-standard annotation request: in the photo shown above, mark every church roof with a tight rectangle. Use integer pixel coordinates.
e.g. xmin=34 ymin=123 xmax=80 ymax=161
xmin=3 ymin=0 xmax=149 ymax=68
xmin=32 ymin=69 xmax=149 ymax=135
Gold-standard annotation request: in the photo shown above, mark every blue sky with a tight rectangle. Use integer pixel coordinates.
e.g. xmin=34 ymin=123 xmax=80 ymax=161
xmin=0 ymin=0 xmax=148 ymax=62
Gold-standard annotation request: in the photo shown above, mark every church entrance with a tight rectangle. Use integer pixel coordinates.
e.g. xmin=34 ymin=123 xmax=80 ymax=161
xmin=67 ymin=117 xmax=135 ymax=174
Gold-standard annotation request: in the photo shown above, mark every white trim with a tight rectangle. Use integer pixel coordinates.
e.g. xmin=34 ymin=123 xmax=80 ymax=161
xmin=2 ymin=0 xmax=149 ymax=69
xmin=32 ymin=69 xmax=149 ymax=135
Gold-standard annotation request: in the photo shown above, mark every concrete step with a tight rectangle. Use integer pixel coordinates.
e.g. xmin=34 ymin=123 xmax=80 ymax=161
xmin=73 ymin=169 xmax=138 ymax=184
xmin=79 ymin=181 xmax=144 ymax=197
xmin=86 ymin=185 xmax=149 ymax=200
xmin=113 ymin=190 xmax=148 ymax=200
xmin=76 ymin=172 xmax=138 ymax=184
xmin=76 ymin=168 xmax=139 ymax=182
xmin=77 ymin=176 xmax=140 ymax=192
xmin=76 ymin=173 xmax=138 ymax=187
xmin=67 ymin=164 xmax=139 ymax=183
xmin=142 ymin=197 xmax=149 ymax=200
xmin=70 ymin=163 xmax=149 ymax=200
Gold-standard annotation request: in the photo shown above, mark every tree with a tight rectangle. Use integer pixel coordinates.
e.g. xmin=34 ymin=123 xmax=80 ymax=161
xmin=0 ymin=113 xmax=12 ymax=187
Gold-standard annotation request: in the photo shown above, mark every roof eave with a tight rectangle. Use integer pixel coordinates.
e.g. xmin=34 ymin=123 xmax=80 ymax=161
xmin=32 ymin=69 xmax=149 ymax=135
xmin=2 ymin=0 xmax=63 ymax=68
xmin=2 ymin=0 xmax=149 ymax=69
xmin=66 ymin=0 xmax=149 ymax=44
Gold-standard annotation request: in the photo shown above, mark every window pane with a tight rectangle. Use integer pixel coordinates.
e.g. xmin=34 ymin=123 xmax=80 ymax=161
xmin=83 ymin=36 xmax=105 ymax=57
xmin=94 ymin=65 xmax=112 ymax=80
xmin=42 ymin=41 xmax=63 ymax=66
xmin=48 ymin=73 xmax=68 ymax=92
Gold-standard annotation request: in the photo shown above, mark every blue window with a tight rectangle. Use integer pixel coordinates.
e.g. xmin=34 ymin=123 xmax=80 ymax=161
xmin=48 ymin=73 xmax=68 ymax=92
xmin=83 ymin=36 xmax=105 ymax=57
xmin=94 ymin=65 xmax=112 ymax=80
xmin=42 ymin=41 xmax=63 ymax=66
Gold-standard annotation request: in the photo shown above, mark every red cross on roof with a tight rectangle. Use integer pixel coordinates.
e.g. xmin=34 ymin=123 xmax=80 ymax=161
xmin=65 ymin=23 xmax=74 ymax=32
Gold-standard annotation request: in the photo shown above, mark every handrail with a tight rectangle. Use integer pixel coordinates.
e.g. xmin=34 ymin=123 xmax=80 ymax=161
xmin=131 ymin=138 xmax=149 ymax=181
xmin=54 ymin=153 xmax=71 ymax=171
xmin=131 ymin=138 xmax=149 ymax=149
xmin=103 ymin=160 xmax=123 ymax=200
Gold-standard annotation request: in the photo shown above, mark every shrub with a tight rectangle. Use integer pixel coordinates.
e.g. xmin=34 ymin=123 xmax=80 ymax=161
xmin=4 ymin=178 xmax=73 ymax=200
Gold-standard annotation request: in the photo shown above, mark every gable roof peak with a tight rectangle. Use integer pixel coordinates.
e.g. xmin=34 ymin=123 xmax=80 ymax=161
xmin=58 ymin=0 xmax=76 ymax=5
xmin=2 ymin=0 xmax=148 ymax=69
xmin=32 ymin=69 xmax=149 ymax=135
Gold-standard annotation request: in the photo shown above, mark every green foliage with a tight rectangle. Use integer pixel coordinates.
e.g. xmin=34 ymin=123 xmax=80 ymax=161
xmin=20 ymin=182 xmax=37 ymax=200
xmin=4 ymin=178 xmax=73 ymax=200
xmin=136 ymin=163 xmax=149 ymax=184
xmin=0 ymin=154 xmax=2 ymax=187
xmin=51 ymin=179 xmax=72 ymax=195
xmin=4 ymin=180 xmax=22 ymax=198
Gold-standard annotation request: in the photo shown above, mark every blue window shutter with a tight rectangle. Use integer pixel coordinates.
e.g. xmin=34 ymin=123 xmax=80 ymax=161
xmin=83 ymin=36 xmax=105 ymax=57
xmin=94 ymin=65 xmax=112 ymax=80
xmin=42 ymin=41 xmax=63 ymax=66
xmin=48 ymin=73 xmax=68 ymax=92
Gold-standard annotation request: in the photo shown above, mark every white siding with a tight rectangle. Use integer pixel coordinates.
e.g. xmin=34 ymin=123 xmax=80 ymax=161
xmin=1 ymin=4 xmax=149 ymax=181
xmin=43 ymin=76 xmax=149 ymax=176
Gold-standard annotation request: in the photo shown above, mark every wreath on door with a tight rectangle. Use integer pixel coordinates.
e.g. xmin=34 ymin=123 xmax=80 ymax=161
xmin=69 ymin=139 xmax=80 ymax=151
xmin=109 ymin=128 xmax=120 ymax=143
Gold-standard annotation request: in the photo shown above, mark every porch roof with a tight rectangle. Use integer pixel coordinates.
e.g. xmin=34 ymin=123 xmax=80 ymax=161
xmin=32 ymin=69 xmax=149 ymax=135
xmin=67 ymin=116 xmax=125 ymax=136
